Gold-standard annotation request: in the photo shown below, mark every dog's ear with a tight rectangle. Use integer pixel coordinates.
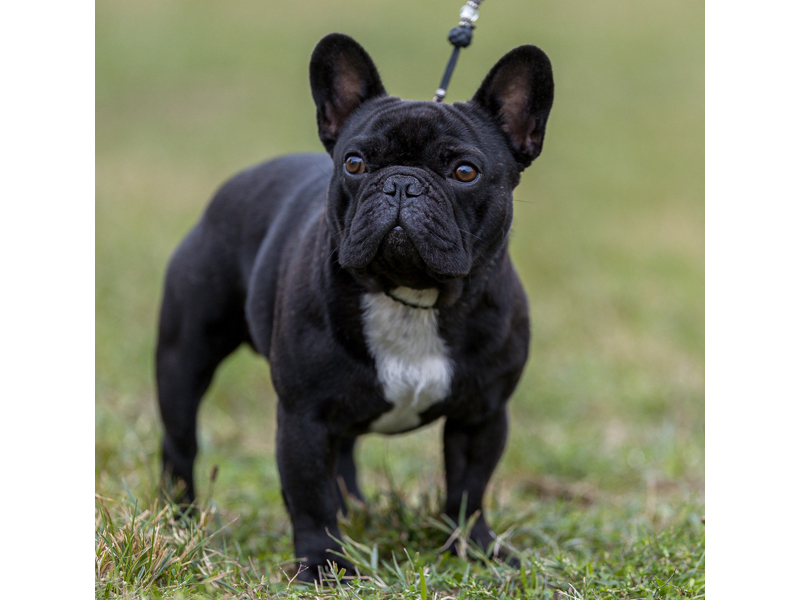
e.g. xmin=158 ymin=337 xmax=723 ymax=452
xmin=310 ymin=33 xmax=387 ymax=154
xmin=471 ymin=45 xmax=554 ymax=170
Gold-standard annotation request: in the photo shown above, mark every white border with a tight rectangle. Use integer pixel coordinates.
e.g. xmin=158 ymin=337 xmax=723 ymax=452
xmin=707 ymin=1 xmax=800 ymax=595
xmin=1 ymin=1 xmax=94 ymax=593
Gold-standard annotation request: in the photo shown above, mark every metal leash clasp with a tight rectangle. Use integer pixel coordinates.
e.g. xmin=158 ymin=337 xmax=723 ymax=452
xmin=433 ymin=0 xmax=484 ymax=102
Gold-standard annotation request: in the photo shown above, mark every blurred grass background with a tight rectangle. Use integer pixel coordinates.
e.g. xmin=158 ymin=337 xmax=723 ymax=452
xmin=96 ymin=0 xmax=703 ymax=593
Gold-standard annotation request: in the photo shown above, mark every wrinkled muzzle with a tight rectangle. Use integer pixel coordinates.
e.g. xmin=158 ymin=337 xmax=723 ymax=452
xmin=337 ymin=170 xmax=471 ymax=287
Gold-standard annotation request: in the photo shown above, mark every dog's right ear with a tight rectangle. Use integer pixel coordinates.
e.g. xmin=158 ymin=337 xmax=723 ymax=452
xmin=310 ymin=33 xmax=387 ymax=154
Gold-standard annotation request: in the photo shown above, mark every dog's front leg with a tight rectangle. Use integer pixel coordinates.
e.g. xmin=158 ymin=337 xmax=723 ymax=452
xmin=443 ymin=407 xmax=510 ymax=560
xmin=276 ymin=403 xmax=353 ymax=583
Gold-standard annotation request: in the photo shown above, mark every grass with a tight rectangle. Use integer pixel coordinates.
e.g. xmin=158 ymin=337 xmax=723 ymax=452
xmin=96 ymin=488 xmax=703 ymax=599
xmin=96 ymin=0 xmax=704 ymax=597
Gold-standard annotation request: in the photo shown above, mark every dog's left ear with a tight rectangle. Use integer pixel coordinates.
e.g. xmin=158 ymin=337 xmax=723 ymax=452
xmin=471 ymin=45 xmax=554 ymax=170
xmin=310 ymin=33 xmax=387 ymax=154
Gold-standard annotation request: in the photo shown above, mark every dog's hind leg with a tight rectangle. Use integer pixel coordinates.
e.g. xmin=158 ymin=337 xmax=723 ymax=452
xmin=156 ymin=230 xmax=247 ymax=505
xmin=335 ymin=436 xmax=364 ymax=512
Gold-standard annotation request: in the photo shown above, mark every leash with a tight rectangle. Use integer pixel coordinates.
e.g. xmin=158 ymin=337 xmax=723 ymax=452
xmin=433 ymin=0 xmax=484 ymax=102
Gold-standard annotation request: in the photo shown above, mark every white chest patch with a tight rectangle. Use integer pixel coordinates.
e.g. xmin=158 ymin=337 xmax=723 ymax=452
xmin=361 ymin=287 xmax=452 ymax=434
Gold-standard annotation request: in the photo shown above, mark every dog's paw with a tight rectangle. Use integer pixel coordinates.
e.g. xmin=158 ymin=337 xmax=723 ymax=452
xmin=293 ymin=558 xmax=356 ymax=585
xmin=444 ymin=534 xmax=519 ymax=567
xmin=500 ymin=550 xmax=521 ymax=569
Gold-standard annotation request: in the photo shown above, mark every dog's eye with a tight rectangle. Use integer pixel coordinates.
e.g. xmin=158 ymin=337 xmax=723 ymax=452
xmin=344 ymin=156 xmax=366 ymax=175
xmin=452 ymin=164 xmax=478 ymax=183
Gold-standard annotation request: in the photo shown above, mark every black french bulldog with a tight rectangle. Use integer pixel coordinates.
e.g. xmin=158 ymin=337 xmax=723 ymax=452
xmin=156 ymin=33 xmax=553 ymax=582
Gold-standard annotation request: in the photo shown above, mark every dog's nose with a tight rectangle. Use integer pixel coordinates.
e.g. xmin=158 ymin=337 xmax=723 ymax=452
xmin=382 ymin=175 xmax=423 ymax=199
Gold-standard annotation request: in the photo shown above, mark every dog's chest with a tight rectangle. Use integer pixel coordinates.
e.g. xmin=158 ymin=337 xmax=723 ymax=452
xmin=361 ymin=290 xmax=453 ymax=434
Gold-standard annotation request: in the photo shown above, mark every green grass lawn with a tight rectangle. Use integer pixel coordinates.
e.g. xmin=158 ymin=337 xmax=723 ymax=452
xmin=96 ymin=1 xmax=704 ymax=597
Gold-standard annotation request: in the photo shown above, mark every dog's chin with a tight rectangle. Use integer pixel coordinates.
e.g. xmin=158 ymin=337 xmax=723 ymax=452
xmin=365 ymin=227 xmax=440 ymax=286
xmin=367 ymin=240 xmax=465 ymax=308
xmin=341 ymin=226 xmax=468 ymax=307
xmin=367 ymin=230 xmax=433 ymax=286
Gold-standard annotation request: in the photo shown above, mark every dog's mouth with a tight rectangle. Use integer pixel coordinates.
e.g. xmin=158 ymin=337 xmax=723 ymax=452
xmin=338 ymin=208 xmax=471 ymax=278
xmin=368 ymin=226 xmax=436 ymax=287
xmin=351 ymin=225 xmax=464 ymax=307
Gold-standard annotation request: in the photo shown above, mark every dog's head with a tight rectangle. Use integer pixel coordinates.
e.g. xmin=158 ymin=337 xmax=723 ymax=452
xmin=310 ymin=33 xmax=554 ymax=306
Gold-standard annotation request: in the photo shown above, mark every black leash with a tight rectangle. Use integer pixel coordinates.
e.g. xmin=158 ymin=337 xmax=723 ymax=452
xmin=433 ymin=1 xmax=484 ymax=102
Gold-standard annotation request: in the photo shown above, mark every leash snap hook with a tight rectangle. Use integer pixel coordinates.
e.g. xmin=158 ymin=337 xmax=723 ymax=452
xmin=434 ymin=0 xmax=485 ymax=102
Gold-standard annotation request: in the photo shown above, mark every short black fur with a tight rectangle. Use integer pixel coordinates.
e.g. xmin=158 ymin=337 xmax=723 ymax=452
xmin=157 ymin=33 xmax=554 ymax=583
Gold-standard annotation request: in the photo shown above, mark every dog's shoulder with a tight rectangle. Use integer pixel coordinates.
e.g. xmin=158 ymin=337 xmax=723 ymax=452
xmin=203 ymin=154 xmax=331 ymax=225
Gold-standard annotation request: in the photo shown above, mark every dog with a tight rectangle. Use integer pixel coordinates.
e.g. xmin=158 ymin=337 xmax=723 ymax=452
xmin=156 ymin=32 xmax=553 ymax=582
